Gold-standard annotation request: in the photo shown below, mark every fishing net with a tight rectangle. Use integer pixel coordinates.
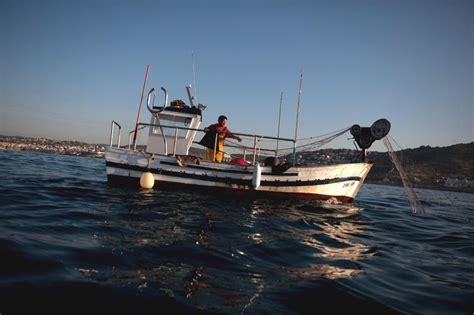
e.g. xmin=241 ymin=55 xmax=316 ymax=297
xmin=383 ymin=137 xmax=425 ymax=215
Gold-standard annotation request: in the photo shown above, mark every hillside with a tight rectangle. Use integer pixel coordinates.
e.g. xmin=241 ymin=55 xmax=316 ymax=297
xmin=290 ymin=142 xmax=474 ymax=193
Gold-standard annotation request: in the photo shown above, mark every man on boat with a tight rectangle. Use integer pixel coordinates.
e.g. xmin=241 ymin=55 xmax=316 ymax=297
xmin=203 ymin=115 xmax=241 ymax=162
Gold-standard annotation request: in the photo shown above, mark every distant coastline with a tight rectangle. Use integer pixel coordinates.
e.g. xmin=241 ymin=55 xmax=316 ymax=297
xmin=1 ymin=135 xmax=472 ymax=194
xmin=0 ymin=135 xmax=105 ymax=158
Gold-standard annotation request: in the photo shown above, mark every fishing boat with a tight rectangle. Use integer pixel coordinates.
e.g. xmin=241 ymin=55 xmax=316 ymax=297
xmin=105 ymin=71 xmax=390 ymax=203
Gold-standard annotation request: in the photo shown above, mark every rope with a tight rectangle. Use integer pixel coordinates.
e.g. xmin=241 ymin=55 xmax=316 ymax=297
xmin=276 ymin=127 xmax=351 ymax=154
xmin=222 ymin=126 xmax=351 ymax=160
xmin=297 ymin=126 xmax=351 ymax=141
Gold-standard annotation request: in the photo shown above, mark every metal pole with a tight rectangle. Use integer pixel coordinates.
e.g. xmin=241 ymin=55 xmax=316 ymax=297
xmin=186 ymin=85 xmax=195 ymax=107
xmin=117 ymin=130 xmax=121 ymax=148
xmin=292 ymin=68 xmax=304 ymax=166
xmin=192 ymin=51 xmax=197 ymax=100
xmin=276 ymin=91 xmax=283 ymax=157
xmin=252 ymin=136 xmax=258 ymax=165
xmin=109 ymin=121 xmax=121 ymax=147
xmin=133 ymin=64 xmax=150 ymax=146
xmin=213 ymin=132 xmax=218 ymax=162
xmin=109 ymin=122 xmax=114 ymax=147
xmin=173 ymin=128 xmax=178 ymax=156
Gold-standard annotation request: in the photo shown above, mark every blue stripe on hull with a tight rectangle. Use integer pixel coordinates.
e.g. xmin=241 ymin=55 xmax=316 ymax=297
xmin=160 ymin=161 xmax=299 ymax=176
xmin=105 ymin=161 xmax=362 ymax=187
xmin=106 ymin=174 xmax=355 ymax=203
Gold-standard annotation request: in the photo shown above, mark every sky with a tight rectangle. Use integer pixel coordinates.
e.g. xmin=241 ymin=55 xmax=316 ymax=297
xmin=1 ymin=0 xmax=472 ymax=151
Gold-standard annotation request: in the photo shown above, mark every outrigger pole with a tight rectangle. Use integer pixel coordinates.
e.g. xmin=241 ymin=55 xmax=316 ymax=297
xmin=292 ymin=68 xmax=304 ymax=166
xmin=132 ymin=64 xmax=150 ymax=147
xmin=275 ymin=92 xmax=283 ymax=157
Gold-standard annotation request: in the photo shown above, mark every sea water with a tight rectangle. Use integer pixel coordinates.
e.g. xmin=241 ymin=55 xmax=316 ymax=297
xmin=0 ymin=150 xmax=473 ymax=314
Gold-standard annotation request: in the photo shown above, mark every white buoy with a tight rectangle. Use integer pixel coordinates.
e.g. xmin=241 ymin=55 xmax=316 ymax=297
xmin=252 ymin=163 xmax=261 ymax=189
xmin=140 ymin=172 xmax=155 ymax=189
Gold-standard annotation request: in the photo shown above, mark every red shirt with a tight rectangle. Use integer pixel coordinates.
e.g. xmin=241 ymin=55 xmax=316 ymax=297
xmin=205 ymin=124 xmax=239 ymax=140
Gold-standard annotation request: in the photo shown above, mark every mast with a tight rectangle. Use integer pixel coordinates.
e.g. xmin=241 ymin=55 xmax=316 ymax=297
xmin=292 ymin=68 xmax=304 ymax=166
xmin=132 ymin=64 xmax=150 ymax=147
xmin=275 ymin=92 xmax=283 ymax=157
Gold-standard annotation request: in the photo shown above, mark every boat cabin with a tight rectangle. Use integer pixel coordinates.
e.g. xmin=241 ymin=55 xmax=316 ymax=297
xmin=146 ymin=101 xmax=203 ymax=156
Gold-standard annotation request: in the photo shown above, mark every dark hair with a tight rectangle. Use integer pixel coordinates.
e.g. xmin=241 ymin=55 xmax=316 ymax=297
xmin=218 ymin=115 xmax=228 ymax=123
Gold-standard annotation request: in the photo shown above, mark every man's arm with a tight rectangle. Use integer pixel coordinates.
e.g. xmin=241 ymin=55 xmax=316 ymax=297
xmin=225 ymin=128 xmax=242 ymax=142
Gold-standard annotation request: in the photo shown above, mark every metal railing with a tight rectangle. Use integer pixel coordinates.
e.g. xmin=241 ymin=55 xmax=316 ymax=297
xmin=127 ymin=122 xmax=296 ymax=165
xmin=109 ymin=120 xmax=122 ymax=148
xmin=128 ymin=125 xmax=148 ymax=150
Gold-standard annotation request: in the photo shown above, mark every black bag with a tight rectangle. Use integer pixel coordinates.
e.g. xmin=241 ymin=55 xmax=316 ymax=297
xmin=199 ymin=131 xmax=217 ymax=149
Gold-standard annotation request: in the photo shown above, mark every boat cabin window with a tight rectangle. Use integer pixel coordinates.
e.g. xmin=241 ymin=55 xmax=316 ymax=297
xmin=152 ymin=115 xmax=190 ymax=138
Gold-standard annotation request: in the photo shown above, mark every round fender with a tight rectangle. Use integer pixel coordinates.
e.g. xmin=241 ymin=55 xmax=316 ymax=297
xmin=140 ymin=172 xmax=155 ymax=189
xmin=252 ymin=163 xmax=262 ymax=189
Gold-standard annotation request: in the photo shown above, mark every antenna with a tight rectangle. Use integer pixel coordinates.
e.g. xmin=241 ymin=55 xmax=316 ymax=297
xmin=192 ymin=51 xmax=197 ymax=100
xmin=292 ymin=67 xmax=304 ymax=166
xmin=275 ymin=92 xmax=283 ymax=157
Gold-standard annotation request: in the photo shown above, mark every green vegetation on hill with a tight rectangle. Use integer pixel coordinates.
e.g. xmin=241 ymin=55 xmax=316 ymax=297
xmin=366 ymin=142 xmax=473 ymax=192
xmin=289 ymin=142 xmax=474 ymax=193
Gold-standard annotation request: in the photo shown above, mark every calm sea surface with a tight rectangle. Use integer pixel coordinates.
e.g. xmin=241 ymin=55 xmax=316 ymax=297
xmin=0 ymin=150 xmax=473 ymax=314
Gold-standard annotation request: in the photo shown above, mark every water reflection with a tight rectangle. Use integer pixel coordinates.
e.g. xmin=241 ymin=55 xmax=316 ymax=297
xmin=245 ymin=201 xmax=371 ymax=281
xmin=87 ymin=193 xmax=372 ymax=313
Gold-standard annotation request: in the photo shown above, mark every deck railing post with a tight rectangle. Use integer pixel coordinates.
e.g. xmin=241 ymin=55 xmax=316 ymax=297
xmin=109 ymin=122 xmax=114 ymax=147
xmin=291 ymin=141 xmax=297 ymax=166
xmin=109 ymin=121 xmax=121 ymax=148
xmin=173 ymin=128 xmax=178 ymax=156
xmin=212 ymin=132 xmax=218 ymax=162
xmin=252 ymin=136 xmax=258 ymax=165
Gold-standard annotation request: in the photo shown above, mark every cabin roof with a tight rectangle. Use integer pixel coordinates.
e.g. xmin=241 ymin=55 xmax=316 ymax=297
xmin=153 ymin=106 xmax=202 ymax=116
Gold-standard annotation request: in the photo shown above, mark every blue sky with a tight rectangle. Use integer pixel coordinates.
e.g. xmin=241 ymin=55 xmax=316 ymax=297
xmin=1 ymin=0 xmax=472 ymax=150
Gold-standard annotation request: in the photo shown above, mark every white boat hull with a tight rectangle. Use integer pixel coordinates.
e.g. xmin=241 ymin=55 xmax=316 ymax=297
xmin=105 ymin=147 xmax=372 ymax=202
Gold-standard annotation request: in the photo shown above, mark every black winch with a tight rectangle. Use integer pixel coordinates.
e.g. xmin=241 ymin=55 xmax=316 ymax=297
xmin=350 ymin=118 xmax=391 ymax=162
